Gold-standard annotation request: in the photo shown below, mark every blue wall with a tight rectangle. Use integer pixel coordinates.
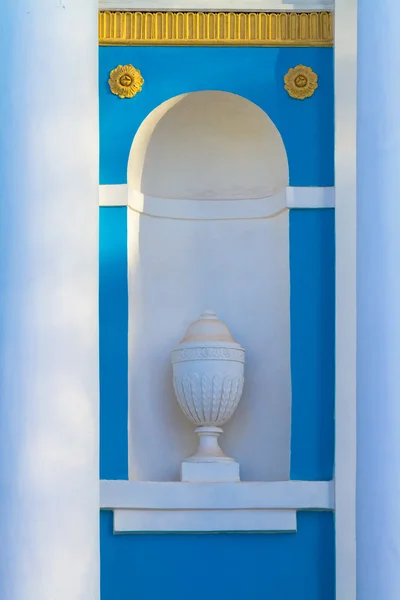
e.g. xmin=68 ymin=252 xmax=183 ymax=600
xmin=99 ymin=44 xmax=335 ymax=600
xmin=99 ymin=46 xmax=334 ymax=187
xmin=101 ymin=511 xmax=335 ymax=600
xmin=290 ymin=209 xmax=335 ymax=480
xmin=99 ymin=207 xmax=129 ymax=480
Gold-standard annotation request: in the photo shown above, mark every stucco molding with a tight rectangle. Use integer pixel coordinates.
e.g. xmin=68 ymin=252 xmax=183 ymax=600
xmin=99 ymin=1 xmax=333 ymax=13
xmin=100 ymin=480 xmax=334 ymax=532
xmin=285 ymin=186 xmax=334 ymax=208
xmin=127 ymin=189 xmax=288 ymax=219
xmin=171 ymin=346 xmax=245 ymax=363
xmin=99 ymin=10 xmax=333 ymax=46
xmin=99 ymin=185 xmax=335 ymax=212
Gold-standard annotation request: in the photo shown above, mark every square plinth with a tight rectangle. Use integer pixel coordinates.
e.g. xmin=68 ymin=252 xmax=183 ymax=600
xmin=181 ymin=460 xmax=240 ymax=483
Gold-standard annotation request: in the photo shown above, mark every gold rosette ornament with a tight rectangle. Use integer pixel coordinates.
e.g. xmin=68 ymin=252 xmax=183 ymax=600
xmin=284 ymin=65 xmax=318 ymax=100
xmin=108 ymin=64 xmax=144 ymax=99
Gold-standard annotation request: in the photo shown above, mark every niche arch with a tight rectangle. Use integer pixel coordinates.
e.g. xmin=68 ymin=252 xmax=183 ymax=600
xmin=127 ymin=90 xmax=292 ymax=482
xmin=128 ymin=91 xmax=288 ymax=201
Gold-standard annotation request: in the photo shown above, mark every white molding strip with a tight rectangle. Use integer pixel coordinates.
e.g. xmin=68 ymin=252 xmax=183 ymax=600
xmin=100 ymin=480 xmax=333 ymax=532
xmin=99 ymin=1 xmax=333 ymax=12
xmin=114 ymin=509 xmax=297 ymax=533
xmin=99 ymin=185 xmax=335 ymax=212
xmin=128 ymin=189 xmax=287 ymax=219
xmin=286 ymin=186 xmax=334 ymax=209
xmin=101 ymin=480 xmax=334 ymax=509
xmin=99 ymin=184 xmax=127 ymax=207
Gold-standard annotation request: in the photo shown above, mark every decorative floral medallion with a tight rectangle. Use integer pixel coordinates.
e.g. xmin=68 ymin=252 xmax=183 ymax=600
xmin=108 ymin=64 xmax=144 ymax=99
xmin=284 ymin=65 xmax=318 ymax=100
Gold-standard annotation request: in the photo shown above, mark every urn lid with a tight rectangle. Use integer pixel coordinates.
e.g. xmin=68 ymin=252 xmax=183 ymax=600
xmin=179 ymin=310 xmax=238 ymax=344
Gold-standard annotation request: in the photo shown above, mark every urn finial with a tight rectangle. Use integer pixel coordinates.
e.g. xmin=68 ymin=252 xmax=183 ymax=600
xmin=179 ymin=310 xmax=237 ymax=344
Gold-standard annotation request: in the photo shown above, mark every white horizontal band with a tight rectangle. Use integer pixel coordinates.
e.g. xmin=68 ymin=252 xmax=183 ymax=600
xmin=128 ymin=188 xmax=287 ymax=219
xmin=99 ymin=1 xmax=333 ymax=12
xmin=99 ymin=184 xmax=335 ymax=214
xmin=113 ymin=508 xmax=297 ymax=533
xmin=100 ymin=480 xmax=334 ymax=510
xmin=99 ymin=184 xmax=128 ymax=207
xmin=286 ymin=186 xmax=335 ymax=208
xmin=102 ymin=480 xmax=333 ymax=532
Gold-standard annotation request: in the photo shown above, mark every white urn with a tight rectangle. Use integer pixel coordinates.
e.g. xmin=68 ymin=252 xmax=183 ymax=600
xmin=172 ymin=310 xmax=245 ymax=482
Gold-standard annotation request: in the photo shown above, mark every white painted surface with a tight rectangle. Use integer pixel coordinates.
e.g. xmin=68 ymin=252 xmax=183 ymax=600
xmin=0 ymin=3 xmax=99 ymax=600
xmin=128 ymin=92 xmax=288 ymax=201
xmin=286 ymin=186 xmax=334 ymax=209
xmin=181 ymin=459 xmax=240 ymax=482
xmin=113 ymin=508 xmax=297 ymax=533
xmin=99 ymin=183 xmax=127 ymax=206
xmin=100 ymin=480 xmax=334 ymax=509
xmin=101 ymin=479 xmax=333 ymax=532
xmin=334 ymin=0 xmax=357 ymax=598
xmin=357 ymin=2 xmax=400 ymax=600
xmin=99 ymin=0 xmax=333 ymax=12
xmin=100 ymin=184 xmax=334 ymax=211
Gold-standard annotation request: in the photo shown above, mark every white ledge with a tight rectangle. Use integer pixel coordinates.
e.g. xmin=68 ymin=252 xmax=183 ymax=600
xmin=113 ymin=509 xmax=298 ymax=532
xmin=101 ymin=480 xmax=334 ymax=509
xmin=286 ymin=186 xmax=334 ymax=209
xmin=99 ymin=185 xmax=335 ymax=214
xmin=99 ymin=1 xmax=333 ymax=12
xmin=101 ymin=480 xmax=334 ymax=532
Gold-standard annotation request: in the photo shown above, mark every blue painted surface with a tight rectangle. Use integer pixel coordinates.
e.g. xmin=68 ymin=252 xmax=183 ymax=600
xmin=100 ymin=510 xmax=335 ymax=600
xmin=99 ymin=46 xmax=333 ymax=187
xmin=99 ymin=207 xmax=129 ymax=479
xmin=98 ymin=46 xmax=336 ymax=596
xmin=289 ymin=209 xmax=335 ymax=480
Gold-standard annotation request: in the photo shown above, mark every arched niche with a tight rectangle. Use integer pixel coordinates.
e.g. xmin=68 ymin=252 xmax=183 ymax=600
xmin=128 ymin=91 xmax=288 ymax=200
xmin=127 ymin=91 xmax=292 ymax=482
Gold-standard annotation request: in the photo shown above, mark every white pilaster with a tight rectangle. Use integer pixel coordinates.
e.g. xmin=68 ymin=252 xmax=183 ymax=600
xmin=335 ymin=0 xmax=357 ymax=598
xmin=357 ymin=1 xmax=400 ymax=599
xmin=0 ymin=3 xmax=99 ymax=600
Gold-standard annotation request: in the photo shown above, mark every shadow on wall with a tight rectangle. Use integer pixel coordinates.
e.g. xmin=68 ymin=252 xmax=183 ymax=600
xmin=126 ymin=91 xmax=293 ymax=483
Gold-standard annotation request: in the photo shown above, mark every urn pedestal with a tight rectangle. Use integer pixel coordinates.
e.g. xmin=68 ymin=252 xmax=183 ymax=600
xmin=172 ymin=310 xmax=245 ymax=483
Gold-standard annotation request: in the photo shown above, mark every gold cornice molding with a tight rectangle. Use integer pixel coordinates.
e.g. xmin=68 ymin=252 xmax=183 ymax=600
xmin=99 ymin=11 xmax=333 ymax=46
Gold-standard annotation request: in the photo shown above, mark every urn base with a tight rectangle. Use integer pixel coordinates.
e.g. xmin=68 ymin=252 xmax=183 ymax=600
xmin=181 ymin=426 xmax=240 ymax=483
xmin=181 ymin=460 xmax=240 ymax=483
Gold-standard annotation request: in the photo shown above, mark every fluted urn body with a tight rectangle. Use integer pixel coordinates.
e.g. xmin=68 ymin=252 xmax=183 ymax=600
xmin=172 ymin=310 xmax=245 ymax=482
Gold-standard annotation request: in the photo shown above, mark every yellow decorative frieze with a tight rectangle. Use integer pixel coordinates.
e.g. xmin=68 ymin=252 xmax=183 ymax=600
xmin=99 ymin=11 xmax=333 ymax=47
